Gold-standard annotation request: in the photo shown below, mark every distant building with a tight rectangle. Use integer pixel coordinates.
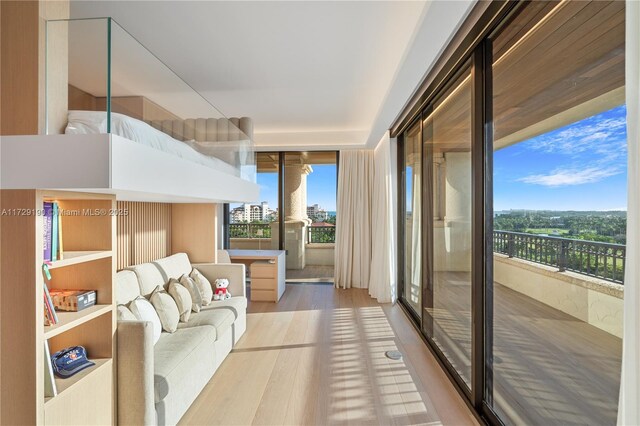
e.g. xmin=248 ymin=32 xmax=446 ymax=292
xmin=231 ymin=202 xmax=274 ymax=223
xmin=307 ymin=204 xmax=329 ymax=222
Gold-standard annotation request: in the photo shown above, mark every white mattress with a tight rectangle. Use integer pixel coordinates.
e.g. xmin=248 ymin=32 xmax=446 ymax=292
xmin=65 ymin=110 xmax=239 ymax=176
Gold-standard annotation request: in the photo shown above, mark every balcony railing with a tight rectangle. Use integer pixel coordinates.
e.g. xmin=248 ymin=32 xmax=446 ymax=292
xmin=493 ymin=230 xmax=625 ymax=284
xmin=307 ymin=226 xmax=336 ymax=244
xmin=229 ymin=223 xmax=271 ymax=239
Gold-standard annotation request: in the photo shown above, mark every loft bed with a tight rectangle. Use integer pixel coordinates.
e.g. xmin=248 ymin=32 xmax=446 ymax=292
xmin=1 ymin=17 xmax=259 ymax=204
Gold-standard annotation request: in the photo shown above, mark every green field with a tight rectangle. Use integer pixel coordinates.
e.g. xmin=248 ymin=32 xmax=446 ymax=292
xmin=525 ymin=228 xmax=570 ymax=236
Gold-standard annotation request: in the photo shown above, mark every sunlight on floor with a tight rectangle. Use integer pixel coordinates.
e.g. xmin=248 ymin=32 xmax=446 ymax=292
xmin=328 ymin=306 xmax=433 ymax=424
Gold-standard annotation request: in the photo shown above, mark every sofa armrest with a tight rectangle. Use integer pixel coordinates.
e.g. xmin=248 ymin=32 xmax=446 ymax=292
xmin=192 ymin=263 xmax=246 ymax=298
xmin=117 ymin=321 xmax=156 ymax=426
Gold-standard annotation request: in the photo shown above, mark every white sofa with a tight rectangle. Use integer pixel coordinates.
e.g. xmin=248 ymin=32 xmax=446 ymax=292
xmin=116 ymin=253 xmax=246 ymax=425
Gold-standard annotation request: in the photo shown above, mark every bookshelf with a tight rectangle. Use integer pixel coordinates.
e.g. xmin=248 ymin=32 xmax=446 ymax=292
xmin=0 ymin=190 xmax=116 ymax=425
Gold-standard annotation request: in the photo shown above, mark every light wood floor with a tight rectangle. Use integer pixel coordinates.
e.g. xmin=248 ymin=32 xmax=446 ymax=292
xmin=180 ymin=283 xmax=478 ymax=426
xmin=423 ymin=272 xmax=622 ymax=426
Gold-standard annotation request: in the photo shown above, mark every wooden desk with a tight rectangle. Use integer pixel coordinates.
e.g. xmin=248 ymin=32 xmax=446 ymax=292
xmin=227 ymin=250 xmax=286 ymax=302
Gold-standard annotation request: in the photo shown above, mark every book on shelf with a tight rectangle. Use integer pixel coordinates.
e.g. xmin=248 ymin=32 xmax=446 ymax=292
xmin=43 ymin=202 xmax=53 ymax=262
xmin=44 ymin=341 xmax=57 ymax=398
xmin=51 ymin=203 xmax=59 ymax=262
xmin=43 ymin=282 xmax=59 ymax=325
xmin=57 ymin=206 xmax=64 ymax=260
xmin=43 ymin=201 xmax=64 ymax=262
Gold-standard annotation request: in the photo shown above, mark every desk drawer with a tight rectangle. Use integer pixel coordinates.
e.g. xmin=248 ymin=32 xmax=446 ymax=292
xmin=251 ymin=261 xmax=276 ymax=278
xmin=251 ymin=289 xmax=275 ymax=302
xmin=251 ymin=277 xmax=274 ymax=291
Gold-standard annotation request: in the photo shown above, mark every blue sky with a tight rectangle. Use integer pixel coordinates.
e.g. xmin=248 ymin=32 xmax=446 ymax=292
xmin=495 ymin=105 xmax=627 ymax=211
xmin=248 ymin=164 xmax=337 ymax=212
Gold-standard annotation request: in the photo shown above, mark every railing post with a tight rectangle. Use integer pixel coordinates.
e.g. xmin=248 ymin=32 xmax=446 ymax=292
xmin=558 ymin=240 xmax=568 ymax=272
xmin=507 ymin=233 xmax=515 ymax=258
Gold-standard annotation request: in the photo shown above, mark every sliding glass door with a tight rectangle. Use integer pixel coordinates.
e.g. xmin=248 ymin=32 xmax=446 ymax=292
xmin=397 ymin=1 xmax=626 ymax=424
xmin=283 ymin=152 xmax=337 ymax=283
xmin=226 ymin=151 xmax=338 ymax=283
xmin=490 ymin=2 xmax=625 ymax=424
xmin=401 ymin=121 xmax=422 ymax=317
xmin=422 ymin=62 xmax=473 ymax=388
xmin=228 ymin=152 xmax=280 ymax=250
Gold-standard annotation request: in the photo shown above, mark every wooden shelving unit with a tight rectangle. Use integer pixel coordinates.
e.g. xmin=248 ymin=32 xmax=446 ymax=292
xmin=48 ymin=250 xmax=113 ymax=269
xmin=43 ymin=305 xmax=113 ymax=339
xmin=0 ymin=190 xmax=116 ymax=426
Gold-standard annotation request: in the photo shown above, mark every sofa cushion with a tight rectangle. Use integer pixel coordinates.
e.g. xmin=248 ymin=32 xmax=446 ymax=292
xmin=180 ymin=275 xmax=202 ymax=313
xmin=116 ymin=270 xmax=141 ymax=305
xmin=177 ymin=309 xmax=235 ymax=340
xmin=128 ymin=263 xmax=167 ymax=297
xmin=202 ymin=296 xmax=247 ymax=320
xmin=117 ymin=305 xmax=137 ymax=321
xmin=168 ymin=279 xmax=192 ymax=322
xmin=129 ymin=297 xmax=162 ymax=344
xmin=154 ymin=253 xmax=192 ymax=281
xmin=153 ymin=326 xmax=216 ymax=403
xmin=190 ymin=268 xmax=213 ymax=305
xmin=150 ymin=287 xmax=180 ymax=333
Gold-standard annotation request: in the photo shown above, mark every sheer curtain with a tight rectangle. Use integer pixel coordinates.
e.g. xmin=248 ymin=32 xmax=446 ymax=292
xmin=335 ymin=133 xmax=397 ymax=303
xmin=334 ymin=150 xmax=374 ymax=290
xmin=618 ymin=1 xmax=639 ymax=424
xmin=369 ymin=133 xmax=397 ymax=303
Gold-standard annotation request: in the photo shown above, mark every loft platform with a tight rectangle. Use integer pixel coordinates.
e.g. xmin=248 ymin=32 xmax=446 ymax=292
xmin=1 ymin=134 xmax=260 ymax=203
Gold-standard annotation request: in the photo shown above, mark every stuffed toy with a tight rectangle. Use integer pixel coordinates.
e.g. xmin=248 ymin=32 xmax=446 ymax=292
xmin=213 ymin=278 xmax=231 ymax=300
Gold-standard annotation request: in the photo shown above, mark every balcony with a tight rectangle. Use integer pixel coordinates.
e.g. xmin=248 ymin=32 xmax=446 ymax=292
xmin=229 ymin=223 xmax=335 ymax=281
xmin=427 ymin=231 xmax=624 ymax=424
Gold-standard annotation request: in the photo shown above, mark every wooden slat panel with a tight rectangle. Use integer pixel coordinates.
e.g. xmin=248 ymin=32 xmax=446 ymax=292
xmin=171 ymin=204 xmax=217 ymax=263
xmin=116 ymin=201 xmax=172 ymax=270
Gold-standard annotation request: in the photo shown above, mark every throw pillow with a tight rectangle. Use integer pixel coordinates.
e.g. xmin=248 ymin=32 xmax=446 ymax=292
xmin=168 ymin=279 xmax=192 ymax=322
xmin=129 ymin=296 xmax=162 ymax=344
xmin=190 ymin=268 xmax=213 ymax=306
xmin=117 ymin=304 xmax=137 ymax=321
xmin=150 ymin=286 xmax=180 ymax=333
xmin=179 ymin=274 xmax=202 ymax=312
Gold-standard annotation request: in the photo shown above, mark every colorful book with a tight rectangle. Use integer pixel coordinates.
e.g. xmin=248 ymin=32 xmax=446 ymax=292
xmin=57 ymin=206 xmax=64 ymax=260
xmin=44 ymin=282 xmax=59 ymax=324
xmin=44 ymin=293 xmax=55 ymax=325
xmin=51 ymin=203 xmax=59 ymax=262
xmin=44 ymin=341 xmax=57 ymax=397
xmin=43 ymin=202 xmax=53 ymax=262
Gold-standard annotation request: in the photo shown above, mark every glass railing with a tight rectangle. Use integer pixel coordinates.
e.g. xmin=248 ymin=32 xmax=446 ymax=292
xmin=45 ymin=17 xmax=256 ymax=182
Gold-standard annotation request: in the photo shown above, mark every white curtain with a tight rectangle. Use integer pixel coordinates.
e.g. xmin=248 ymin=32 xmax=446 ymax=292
xmin=335 ymin=133 xmax=397 ymax=302
xmin=618 ymin=1 xmax=640 ymax=424
xmin=369 ymin=134 xmax=397 ymax=303
xmin=335 ymin=150 xmax=374 ymax=289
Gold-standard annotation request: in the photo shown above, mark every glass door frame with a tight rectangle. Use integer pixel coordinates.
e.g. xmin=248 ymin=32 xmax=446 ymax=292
xmin=224 ymin=150 xmax=340 ymax=256
xmin=394 ymin=2 xmax=525 ymax=425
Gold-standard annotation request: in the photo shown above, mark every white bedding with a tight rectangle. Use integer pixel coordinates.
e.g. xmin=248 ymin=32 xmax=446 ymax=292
xmin=65 ymin=110 xmax=240 ymax=176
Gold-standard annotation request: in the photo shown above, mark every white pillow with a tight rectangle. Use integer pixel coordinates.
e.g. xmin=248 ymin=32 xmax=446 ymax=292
xmin=129 ymin=297 xmax=162 ymax=345
xmin=117 ymin=304 xmax=137 ymax=321
xmin=179 ymin=274 xmax=202 ymax=312
xmin=168 ymin=279 xmax=192 ymax=322
xmin=190 ymin=268 xmax=213 ymax=306
xmin=150 ymin=286 xmax=180 ymax=333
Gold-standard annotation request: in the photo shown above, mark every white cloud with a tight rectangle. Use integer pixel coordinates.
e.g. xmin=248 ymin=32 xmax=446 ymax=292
xmin=518 ymin=166 xmax=622 ymax=187
xmin=523 ymin=115 xmax=627 ymax=158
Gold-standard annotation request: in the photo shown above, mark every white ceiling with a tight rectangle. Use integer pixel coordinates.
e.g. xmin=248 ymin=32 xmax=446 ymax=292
xmin=70 ymin=1 xmax=474 ymax=150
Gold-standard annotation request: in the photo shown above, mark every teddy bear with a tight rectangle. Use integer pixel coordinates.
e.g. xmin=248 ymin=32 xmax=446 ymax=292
xmin=213 ymin=278 xmax=231 ymax=301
